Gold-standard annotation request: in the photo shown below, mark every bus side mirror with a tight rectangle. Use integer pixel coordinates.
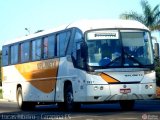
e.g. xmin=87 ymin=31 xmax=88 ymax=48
xmin=154 ymin=43 xmax=159 ymax=58
xmin=80 ymin=42 xmax=88 ymax=60
xmin=152 ymin=36 xmax=159 ymax=58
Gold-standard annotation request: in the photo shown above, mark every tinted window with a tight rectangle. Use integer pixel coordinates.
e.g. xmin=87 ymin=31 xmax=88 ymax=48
xmin=48 ymin=35 xmax=55 ymax=58
xmin=32 ymin=39 xmax=41 ymax=61
xmin=11 ymin=44 xmax=19 ymax=64
xmin=57 ymin=31 xmax=70 ymax=56
xmin=21 ymin=42 xmax=30 ymax=62
xmin=43 ymin=35 xmax=55 ymax=59
xmin=2 ymin=46 xmax=9 ymax=66
xmin=43 ymin=37 xmax=48 ymax=59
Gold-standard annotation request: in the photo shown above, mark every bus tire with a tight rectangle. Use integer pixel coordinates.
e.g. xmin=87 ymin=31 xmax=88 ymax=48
xmin=17 ymin=87 xmax=35 ymax=110
xmin=17 ymin=87 xmax=26 ymax=110
xmin=57 ymin=102 xmax=65 ymax=111
xmin=64 ymin=83 xmax=80 ymax=111
xmin=119 ymin=100 xmax=135 ymax=110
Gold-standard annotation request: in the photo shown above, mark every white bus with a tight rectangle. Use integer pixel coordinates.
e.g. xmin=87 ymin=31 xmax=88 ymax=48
xmin=2 ymin=19 xmax=156 ymax=111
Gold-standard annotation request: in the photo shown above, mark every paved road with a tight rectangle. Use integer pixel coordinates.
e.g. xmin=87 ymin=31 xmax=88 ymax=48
xmin=0 ymin=100 xmax=160 ymax=120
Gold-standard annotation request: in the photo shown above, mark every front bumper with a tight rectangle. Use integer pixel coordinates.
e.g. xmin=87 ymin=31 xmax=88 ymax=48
xmin=85 ymin=83 xmax=156 ymax=102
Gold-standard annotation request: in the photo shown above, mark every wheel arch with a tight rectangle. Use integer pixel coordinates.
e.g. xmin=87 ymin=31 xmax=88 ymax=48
xmin=17 ymin=84 xmax=22 ymax=90
xmin=63 ymin=80 xmax=73 ymax=99
xmin=64 ymin=80 xmax=72 ymax=89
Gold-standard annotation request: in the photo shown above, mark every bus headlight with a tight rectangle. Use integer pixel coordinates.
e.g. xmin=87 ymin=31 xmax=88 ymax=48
xmin=144 ymin=70 xmax=154 ymax=75
xmin=145 ymin=85 xmax=149 ymax=89
xmin=94 ymin=86 xmax=98 ymax=90
xmin=100 ymin=86 xmax=103 ymax=90
xmin=149 ymin=85 xmax=153 ymax=89
xmin=145 ymin=84 xmax=153 ymax=89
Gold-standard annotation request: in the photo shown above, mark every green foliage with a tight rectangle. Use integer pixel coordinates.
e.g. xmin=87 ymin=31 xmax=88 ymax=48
xmin=0 ymin=89 xmax=2 ymax=99
xmin=155 ymin=67 xmax=160 ymax=73
xmin=120 ymin=0 xmax=160 ymax=31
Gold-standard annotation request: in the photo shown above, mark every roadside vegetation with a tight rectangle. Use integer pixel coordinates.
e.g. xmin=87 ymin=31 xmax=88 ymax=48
xmin=119 ymin=0 xmax=160 ymax=30
xmin=0 ymin=88 xmax=1 ymax=100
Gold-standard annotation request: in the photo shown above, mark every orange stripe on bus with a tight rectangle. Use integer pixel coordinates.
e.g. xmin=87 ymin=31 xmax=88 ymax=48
xmin=15 ymin=58 xmax=59 ymax=93
xmin=100 ymin=73 xmax=119 ymax=83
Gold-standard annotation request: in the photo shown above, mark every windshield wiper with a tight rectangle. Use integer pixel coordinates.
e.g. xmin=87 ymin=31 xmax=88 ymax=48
xmin=99 ymin=55 xmax=122 ymax=67
xmin=124 ymin=51 xmax=144 ymax=66
xmin=99 ymin=52 xmax=144 ymax=68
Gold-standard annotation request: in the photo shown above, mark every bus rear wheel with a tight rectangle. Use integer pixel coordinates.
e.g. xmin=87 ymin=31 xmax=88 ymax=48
xmin=119 ymin=100 xmax=135 ymax=110
xmin=17 ymin=87 xmax=35 ymax=110
xmin=17 ymin=87 xmax=26 ymax=110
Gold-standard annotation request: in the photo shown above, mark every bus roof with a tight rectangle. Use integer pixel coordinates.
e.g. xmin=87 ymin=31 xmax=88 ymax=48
xmin=3 ymin=19 xmax=149 ymax=46
xmin=67 ymin=19 xmax=149 ymax=32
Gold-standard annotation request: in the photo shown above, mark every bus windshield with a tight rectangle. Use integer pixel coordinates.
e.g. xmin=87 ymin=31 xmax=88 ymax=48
xmin=86 ymin=29 xmax=154 ymax=68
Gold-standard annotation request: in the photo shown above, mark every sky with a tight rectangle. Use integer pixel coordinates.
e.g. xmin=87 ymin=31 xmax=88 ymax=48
xmin=0 ymin=0 xmax=160 ymax=49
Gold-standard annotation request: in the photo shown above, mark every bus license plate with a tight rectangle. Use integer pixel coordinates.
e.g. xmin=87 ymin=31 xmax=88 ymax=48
xmin=120 ymin=88 xmax=131 ymax=94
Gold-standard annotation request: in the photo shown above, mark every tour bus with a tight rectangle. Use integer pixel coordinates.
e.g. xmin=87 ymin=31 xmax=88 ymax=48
xmin=1 ymin=19 xmax=156 ymax=111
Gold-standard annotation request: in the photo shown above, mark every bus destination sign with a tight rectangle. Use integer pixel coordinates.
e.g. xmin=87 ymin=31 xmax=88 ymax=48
xmin=87 ymin=31 xmax=119 ymax=40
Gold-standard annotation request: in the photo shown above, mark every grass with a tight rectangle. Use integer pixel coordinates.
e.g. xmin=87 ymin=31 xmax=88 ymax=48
xmin=0 ymin=89 xmax=2 ymax=99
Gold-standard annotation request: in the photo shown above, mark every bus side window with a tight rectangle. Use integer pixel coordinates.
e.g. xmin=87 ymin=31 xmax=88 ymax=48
xmin=43 ymin=35 xmax=55 ymax=59
xmin=48 ymin=35 xmax=55 ymax=58
xmin=2 ymin=46 xmax=9 ymax=66
xmin=21 ymin=42 xmax=30 ymax=63
xmin=32 ymin=39 xmax=42 ymax=61
xmin=11 ymin=44 xmax=19 ymax=64
xmin=57 ymin=31 xmax=71 ymax=56
xmin=43 ymin=37 xmax=48 ymax=59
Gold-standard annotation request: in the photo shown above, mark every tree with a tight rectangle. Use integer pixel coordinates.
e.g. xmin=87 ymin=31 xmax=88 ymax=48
xmin=119 ymin=0 xmax=160 ymax=31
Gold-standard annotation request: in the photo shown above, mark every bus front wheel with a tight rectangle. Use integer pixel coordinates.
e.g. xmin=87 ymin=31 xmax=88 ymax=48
xmin=64 ymin=83 xmax=80 ymax=111
xmin=64 ymin=84 xmax=74 ymax=111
